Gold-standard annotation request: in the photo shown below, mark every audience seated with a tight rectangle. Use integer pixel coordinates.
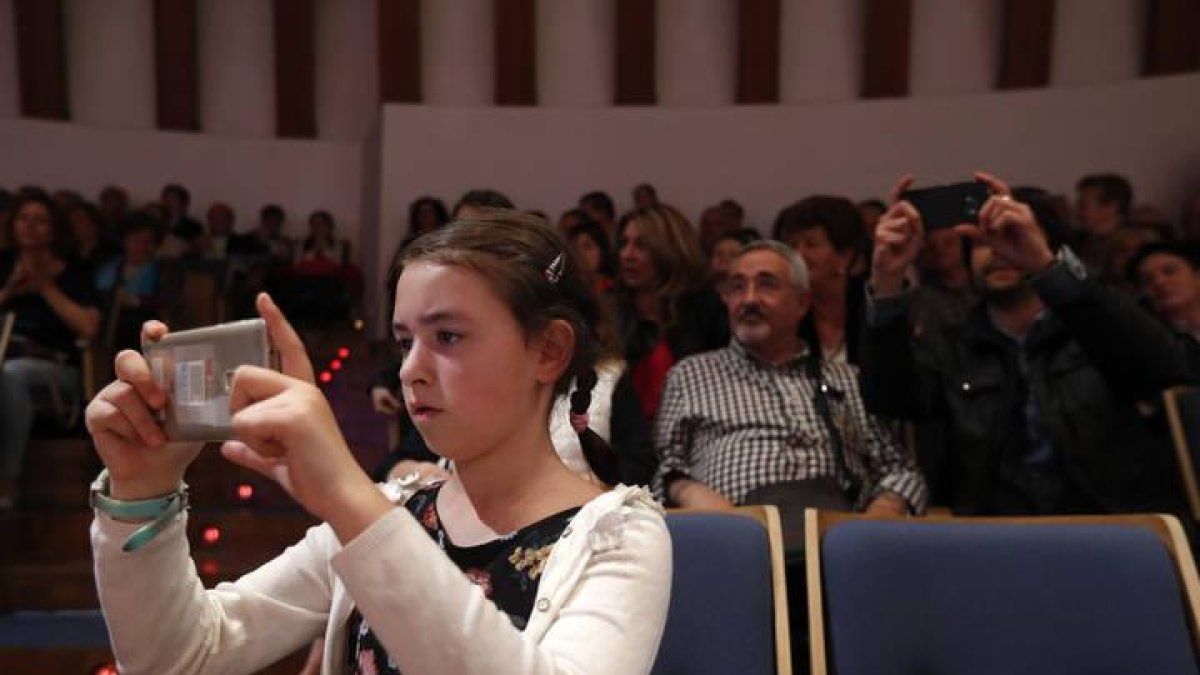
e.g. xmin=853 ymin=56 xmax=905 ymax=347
xmin=0 ymin=193 xmax=101 ymax=509
xmin=611 ymin=204 xmax=728 ymax=422
xmin=708 ymin=227 xmax=761 ymax=288
xmin=283 ymin=210 xmax=362 ymax=326
xmin=66 ymin=201 xmax=118 ymax=274
xmin=697 ymin=204 xmax=735 ymax=255
xmin=157 ymin=183 xmax=205 ymax=258
xmin=862 ymin=173 xmax=1192 ymax=515
xmin=633 ymin=182 xmax=659 ymax=211
xmin=567 ymin=216 xmax=617 ymax=297
xmin=654 ymin=239 xmax=926 ymax=514
xmin=1103 ymin=221 xmax=1168 ymax=294
xmin=579 ymin=191 xmax=617 ymax=243
xmin=94 ymin=212 xmax=169 ymax=353
xmin=775 ymin=196 xmax=868 ymax=364
xmin=452 ymin=188 xmax=514 ymax=219
xmin=1072 ymin=173 xmax=1134 ymax=276
xmin=909 ymin=223 xmax=976 ymax=338
xmin=199 ymin=202 xmax=254 ymax=261
xmin=97 ymin=185 xmax=130 ymax=237
xmin=1130 ymin=241 xmax=1200 ymax=343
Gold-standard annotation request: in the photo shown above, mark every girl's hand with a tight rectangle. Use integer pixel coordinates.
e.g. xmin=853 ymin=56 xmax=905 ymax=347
xmin=221 ymin=296 xmax=386 ymax=535
xmin=85 ymin=320 xmax=203 ymax=500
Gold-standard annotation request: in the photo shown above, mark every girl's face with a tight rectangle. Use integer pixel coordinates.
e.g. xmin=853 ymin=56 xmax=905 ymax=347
xmin=571 ymin=233 xmax=603 ymax=275
xmin=1138 ymin=253 xmax=1200 ymax=318
xmin=392 ymin=261 xmax=554 ymax=462
xmin=14 ymin=202 xmax=55 ymax=250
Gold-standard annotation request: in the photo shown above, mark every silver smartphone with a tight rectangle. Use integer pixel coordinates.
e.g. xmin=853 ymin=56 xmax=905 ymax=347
xmin=142 ymin=318 xmax=280 ymax=442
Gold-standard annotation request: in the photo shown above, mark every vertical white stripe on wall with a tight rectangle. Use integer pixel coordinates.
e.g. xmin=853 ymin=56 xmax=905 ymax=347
xmin=423 ymin=0 xmax=492 ymax=106
xmin=316 ymin=0 xmax=378 ymax=140
xmin=657 ymin=0 xmax=736 ymax=106
xmin=910 ymin=0 xmax=1001 ymax=97
xmin=199 ymin=0 xmax=274 ymax=138
xmin=538 ymin=0 xmax=612 ymax=107
xmin=65 ymin=0 xmax=155 ymax=129
xmin=1051 ymin=0 xmax=1142 ymax=87
xmin=779 ymin=0 xmax=860 ymax=103
xmin=0 ymin=0 xmax=17 ymax=119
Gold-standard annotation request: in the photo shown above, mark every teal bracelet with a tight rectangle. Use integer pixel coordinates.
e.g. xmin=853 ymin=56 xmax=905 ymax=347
xmin=90 ymin=469 xmax=189 ymax=553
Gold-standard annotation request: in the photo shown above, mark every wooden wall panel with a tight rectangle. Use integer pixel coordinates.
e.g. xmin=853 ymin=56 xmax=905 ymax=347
xmin=614 ymin=0 xmax=656 ymax=105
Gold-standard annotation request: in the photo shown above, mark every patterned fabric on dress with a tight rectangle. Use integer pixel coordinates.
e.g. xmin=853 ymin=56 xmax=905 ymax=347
xmin=346 ymin=483 xmax=580 ymax=674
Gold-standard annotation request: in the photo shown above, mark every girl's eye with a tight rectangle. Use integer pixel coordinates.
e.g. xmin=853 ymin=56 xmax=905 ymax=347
xmin=396 ymin=337 xmax=414 ymax=354
xmin=437 ymin=331 xmax=461 ymax=345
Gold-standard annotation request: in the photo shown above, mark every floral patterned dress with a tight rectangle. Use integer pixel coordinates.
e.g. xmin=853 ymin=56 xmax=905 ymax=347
xmin=345 ymin=483 xmax=581 ymax=675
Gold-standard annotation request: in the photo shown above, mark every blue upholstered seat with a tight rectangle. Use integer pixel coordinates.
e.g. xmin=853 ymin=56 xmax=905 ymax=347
xmin=819 ymin=520 xmax=1199 ymax=675
xmin=652 ymin=511 xmax=785 ymax=675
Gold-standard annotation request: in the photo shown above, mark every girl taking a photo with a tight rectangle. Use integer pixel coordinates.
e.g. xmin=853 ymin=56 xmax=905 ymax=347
xmin=86 ymin=211 xmax=672 ymax=675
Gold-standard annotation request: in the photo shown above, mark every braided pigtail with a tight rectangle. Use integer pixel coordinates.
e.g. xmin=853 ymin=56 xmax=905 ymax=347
xmin=570 ymin=367 xmax=619 ymax=486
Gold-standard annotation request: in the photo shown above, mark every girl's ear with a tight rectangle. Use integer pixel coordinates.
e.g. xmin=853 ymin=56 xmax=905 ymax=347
xmin=534 ymin=319 xmax=575 ymax=385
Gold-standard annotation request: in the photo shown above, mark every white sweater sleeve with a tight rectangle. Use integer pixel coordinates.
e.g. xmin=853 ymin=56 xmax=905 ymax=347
xmin=332 ymin=503 xmax=672 ymax=675
xmin=92 ymin=511 xmax=332 ymax=675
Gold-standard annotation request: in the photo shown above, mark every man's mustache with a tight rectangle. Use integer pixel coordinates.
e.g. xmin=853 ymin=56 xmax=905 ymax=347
xmin=736 ymin=305 xmax=768 ymax=321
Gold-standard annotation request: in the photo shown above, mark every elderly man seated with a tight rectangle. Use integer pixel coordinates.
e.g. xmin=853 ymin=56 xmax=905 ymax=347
xmin=652 ymin=240 xmax=926 ymax=517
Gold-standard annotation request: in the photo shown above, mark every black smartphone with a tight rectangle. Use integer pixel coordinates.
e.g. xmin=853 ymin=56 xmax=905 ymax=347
xmin=900 ymin=181 xmax=991 ymax=231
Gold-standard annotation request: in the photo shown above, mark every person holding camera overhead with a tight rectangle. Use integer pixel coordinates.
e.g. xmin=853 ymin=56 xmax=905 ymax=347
xmin=85 ymin=212 xmax=671 ymax=674
xmin=860 ymin=171 xmax=1193 ymax=515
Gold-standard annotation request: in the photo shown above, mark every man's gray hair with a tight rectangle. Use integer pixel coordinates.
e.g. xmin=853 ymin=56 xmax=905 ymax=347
xmin=734 ymin=239 xmax=810 ymax=291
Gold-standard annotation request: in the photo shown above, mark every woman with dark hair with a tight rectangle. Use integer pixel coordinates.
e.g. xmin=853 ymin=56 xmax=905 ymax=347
xmin=290 ymin=210 xmax=362 ymax=325
xmin=612 ymin=205 xmax=728 ymax=421
xmin=567 ymin=217 xmax=617 ymax=296
xmin=0 ymin=193 xmax=101 ymax=508
xmin=68 ymin=201 xmax=120 ymax=273
xmin=408 ymin=196 xmax=450 ymax=239
xmin=775 ymin=195 xmax=867 ymax=364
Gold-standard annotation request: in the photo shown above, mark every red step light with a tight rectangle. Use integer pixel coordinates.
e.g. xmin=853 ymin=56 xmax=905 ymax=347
xmin=338 ymin=347 xmax=350 ymax=359
xmin=236 ymin=483 xmax=254 ymax=501
xmin=200 ymin=559 xmax=220 ymax=576
xmin=91 ymin=663 xmax=119 ymax=675
xmin=319 ymin=371 xmax=333 ymax=384
xmin=330 ymin=359 xmax=342 ymax=371
xmin=202 ymin=526 xmax=221 ymax=545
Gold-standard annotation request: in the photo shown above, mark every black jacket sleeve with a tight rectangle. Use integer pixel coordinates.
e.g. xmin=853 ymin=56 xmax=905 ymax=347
xmin=1033 ymin=261 xmax=1198 ymax=399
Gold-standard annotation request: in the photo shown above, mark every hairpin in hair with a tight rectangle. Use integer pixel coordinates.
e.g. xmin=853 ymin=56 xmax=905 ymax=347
xmin=544 ymin=252 xmax=564 ymax=284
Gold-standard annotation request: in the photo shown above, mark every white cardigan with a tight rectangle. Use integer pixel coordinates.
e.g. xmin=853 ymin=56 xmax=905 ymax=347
xmin=91 ymin=480 xmax=671 ymax=675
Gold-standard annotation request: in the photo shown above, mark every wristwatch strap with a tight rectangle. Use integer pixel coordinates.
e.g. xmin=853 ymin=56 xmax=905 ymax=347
xmin=90 ymin=469 xmax=189 ymax=552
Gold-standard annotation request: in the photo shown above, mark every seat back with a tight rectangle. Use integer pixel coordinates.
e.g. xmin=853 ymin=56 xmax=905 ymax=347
xmin=806 ymin=510 xmax=1200 ymax=675
xmin=1165 ymin=386 xmax=1200 ymax=521
xmin=652 ymin=506 xmax=791 ymax=675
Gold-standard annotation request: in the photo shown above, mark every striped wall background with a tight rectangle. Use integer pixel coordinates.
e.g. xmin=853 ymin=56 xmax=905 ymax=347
xmin=0 ymin=0 xmax=1195 ymax=141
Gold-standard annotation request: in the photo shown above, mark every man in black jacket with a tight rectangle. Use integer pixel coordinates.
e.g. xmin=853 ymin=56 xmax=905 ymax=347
xmin=861 ymin=172 xmax=1192 ymax=515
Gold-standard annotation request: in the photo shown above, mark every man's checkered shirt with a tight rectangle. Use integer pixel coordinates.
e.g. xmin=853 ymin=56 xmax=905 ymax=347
xmin=652 ymin=340 xmax=927 ymax=511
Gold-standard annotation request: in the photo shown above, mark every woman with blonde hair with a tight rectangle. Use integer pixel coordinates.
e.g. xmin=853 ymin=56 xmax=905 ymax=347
xmin=612 ymin=205 xmax=728 ymax=421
